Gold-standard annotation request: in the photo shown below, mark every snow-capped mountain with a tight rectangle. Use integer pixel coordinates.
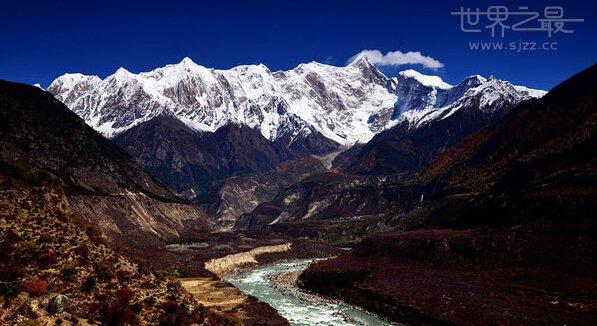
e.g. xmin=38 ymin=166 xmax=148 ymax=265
xmin=389 ymin=70 xmax=546 ymax=130
xmin=48 ymin=56 xmax=545 ymax=146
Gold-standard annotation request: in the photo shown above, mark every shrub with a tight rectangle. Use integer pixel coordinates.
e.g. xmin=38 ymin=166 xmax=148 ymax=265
xmin=0 ymin=241 xmax=14 ymax=262
xmin=37 ymin=250 xmax=58 ymax=268
xmin=158 ymin=302 xmax=204 ymax=326
xmin=74 ymin=245 xmax=90 ymax=265
xmin=85 ymin=225 xmax=103 ymax=243
xmin=3 ymin=229 xmax=21 ymax=243
xmin=16 ymin=240 xmax=40 ymax=263
xmin=0 ymin=264 xmax=23 ymax=304
xmin=134 ymin=258 xmax=152 ymax=275
xmin=60 ymin=261 xmax=77 ymax=281
xmin=159 ymin=269 xmax=181 ymax=281
xmin=82 ymin=275 xmax=96 ymax=293
xmin=99 ymin=301 xmax=137 ymax=326
xmin=23 ymin=278 xmax=47 ymax=296
xmin=161 ymin=300 xmax=178 ymax=315
xmin=94 ymin=262 xmax=114 ymax=281
xmin=141 ymin=280 xmax=156 ymax=289
xmin=115 ymin=288 xmax=135 ymax=305
xmin=36 ymin=232 xmax=52 ymax=244
xmin=131 ymin=302 xmax=142 ymax=315
xmin=116 ymin=269 xmax=132 ymax=283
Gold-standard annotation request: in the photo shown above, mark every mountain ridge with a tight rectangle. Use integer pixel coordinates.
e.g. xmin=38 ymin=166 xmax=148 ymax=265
xmin=48 ymin=57 xmax=545 ymax=149
xmin=0 ymin=80 xmax=211 ymax=246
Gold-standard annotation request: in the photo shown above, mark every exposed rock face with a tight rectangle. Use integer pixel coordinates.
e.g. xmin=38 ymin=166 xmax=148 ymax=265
xmin=235 ymin=173 xmax=405 ymax=229
xmin=197 ymin=157 xmax=327 ymax=227
xmin=0 ymin=81 xmax=210 ymax=246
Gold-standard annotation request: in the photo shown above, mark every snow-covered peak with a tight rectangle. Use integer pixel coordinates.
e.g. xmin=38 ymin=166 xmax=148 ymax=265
xmin=49 ymin=73 xmax=101 ymax=89
xmin=179 ymin=56 xmax=196 ymax=65
xmin=461 ymin=75 xmax=487 ymax=87
xmin=348 ymin=52 xmax=372 ymax=65
xmin=48 ymin=57 xmax=545 ymax=148
xmin=114 ymin=67 xmax=131 ymax=75
xmin=48 ymin=73 xmax=102 ymax=105
xmin=398 ymin=69 xmax=452 ymax=90
xmin=393 ymin=73 xmax=546 ymax=130
xmin=347 ymin=54 xmax=378 ymax=73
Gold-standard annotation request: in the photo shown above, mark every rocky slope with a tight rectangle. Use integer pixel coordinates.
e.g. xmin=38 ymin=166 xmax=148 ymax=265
xmin=112 ymin=113 xmax=329 ymax=226
xmin=197 ymin=157 xmax=326 ymax=227
xmin=113 ymin=115 xmax=296 ymax=197
xmin=237 ymin=75 xmax=549 ymax=229
xmin=0 ymin=163 xmax=226 ymax=325
xmin=0 ymin=81 xmax=211 ymax=247
xmin=299 ymin=65 xmax=597 ymax=324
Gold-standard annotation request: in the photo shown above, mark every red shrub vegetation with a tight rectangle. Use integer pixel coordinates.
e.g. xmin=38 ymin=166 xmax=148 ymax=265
xmin=116 ymin=287 xmax=135 ymax=305
xmin=23 ymin=278 xmax=46 ymax=296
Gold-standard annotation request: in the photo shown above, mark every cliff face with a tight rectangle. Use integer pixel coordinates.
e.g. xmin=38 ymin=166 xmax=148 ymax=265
xmin=0 ymin=81 xmax=211 ymax=246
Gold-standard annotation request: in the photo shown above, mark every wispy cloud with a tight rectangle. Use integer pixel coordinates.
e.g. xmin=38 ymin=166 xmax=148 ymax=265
xmin=349 ymin=49 xmax=444 ymax=69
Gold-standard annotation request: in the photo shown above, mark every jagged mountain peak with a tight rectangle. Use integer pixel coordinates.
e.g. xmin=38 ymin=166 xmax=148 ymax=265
xmin=347 ymin=52 xmax=373 ymax=66
xmin=48 ymin=57 xmax=544 ymax=148
xmin=114 ymin=66 xmax=131 ymax=75
xmin=462 ymin=74 xmax=487 ymax=85
xmin=179 ymin=56 xmax=196 ymax=65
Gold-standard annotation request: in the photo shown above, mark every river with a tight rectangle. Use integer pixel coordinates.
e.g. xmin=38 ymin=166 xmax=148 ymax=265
xmin=226 ymin=259 xmax=393 ymax=326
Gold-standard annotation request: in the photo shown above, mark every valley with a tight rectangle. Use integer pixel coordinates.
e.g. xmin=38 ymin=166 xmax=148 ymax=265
xmin=2 ymin=1 xmax=595 ymax=324
xmin=1 ymin=59 xmax=594 ymax=325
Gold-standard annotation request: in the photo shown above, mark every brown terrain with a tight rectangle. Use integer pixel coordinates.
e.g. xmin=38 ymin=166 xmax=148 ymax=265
xmin=0 ymin=164 xmax=226 ymax=325
xmin=299 ymin=65 xmax=597 ymax=324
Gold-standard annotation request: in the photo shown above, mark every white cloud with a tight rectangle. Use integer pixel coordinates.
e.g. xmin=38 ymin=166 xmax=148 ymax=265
xmin=349 ymin=49 xmax=444 ymax=69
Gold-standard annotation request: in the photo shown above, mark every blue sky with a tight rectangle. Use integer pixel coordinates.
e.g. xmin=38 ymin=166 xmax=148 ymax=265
xmin=0 ymin=0 xmax=594 ymax=89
